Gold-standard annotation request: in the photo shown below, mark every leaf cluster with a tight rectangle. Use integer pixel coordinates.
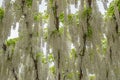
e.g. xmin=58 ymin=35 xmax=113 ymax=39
xmin=59 ymin=12 xmax=64 ymax=23
xmin=6 ymin=38 xmax=19 ymax=47
xmin=26 ymin=0 xmax=33 ymax=7
xmin=105 ymin=0 xmax=120 ymax=19
xmin=36 ymin=52 xmax=54 ymax=64
xmin=50 ymin=27 xmax=64 ymax=37
xmin=101 ymin=38 xmax=107 ymax=55
xmin=0 ymin=7 xmax=4 ymax=22
xmin=86 ymin=26 xmax=93 ymax=38
xmin=34 ymin=13 xmax=42 ymax=21
xmin=82 ymin=7 xmax=92 ymax=18
xmin=70 ymin=48 xmax=77 ymax=58
xmin=49 ymin=66 xmax=55 ymax=74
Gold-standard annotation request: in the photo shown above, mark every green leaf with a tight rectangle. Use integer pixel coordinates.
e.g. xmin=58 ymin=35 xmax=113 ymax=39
xmin=105 ymin=1 xmax=114 ymax=19
xmin=115 ymin=0 xmax=120 ymax=11
xmin=59 ymin=12 xmax=64 ymax=23
xmin=42 ymin=57 xmax=47 ymax=64
xmin=48 ymin=53 xmax=54 ymax=62
xmin=105 ymin=0 xmax=120 ymax=19
xmin=50 ymin=66 xmax=55 ymax=74
xmin=50 ymin=0 xmax=53 ymax=5
xmin=43 ymin=13 xmax=49 ymax=20
xmin=67 ymin=72 xmax=74 ymax=79
xmin=89 ymin=74 xmax=96 ymax=80
xmin=34 ymin=13 xmax=42 ymax=21
xmin=0 ymin=7 xmax=4 ymax=22
xmin=68 ymin=14 xmax=73 ymax=21
xmin=82 ymin=7 xmax=92 ymax=18
xmin=70 ymin=48 xmax=77 ymax=58
xmin=50 ymin=30 xmax=59 ymax=37
xmin=59 ymin=27 xmax=64 ymax=34
xmin=44 ymin=31 xmax=48 ymax=41
xmin=6 ymin=38 xmax=19 ymax=46
xmin=101 ymin=38 xmax=107 ymax=55
xmin=26 ymin=0 xmax=33 ymax=7
xmin=87 ymin=26 xmax=93 ymax=38
xmin=36 ymin=52 xmax=43 ymax=59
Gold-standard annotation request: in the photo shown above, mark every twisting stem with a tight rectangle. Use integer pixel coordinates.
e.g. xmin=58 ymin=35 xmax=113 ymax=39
xmin=53 ymin=1 xmax=59 ymax=31
xmin=12 ymin=68 xmax=18 ymax=80
xmin=21 ymin=0 xmax=39 ymax=78
xmin=30 ymin=47 xmax=39 ymax=80
xmin=58 ymin=50 xmax=61 ymax=80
